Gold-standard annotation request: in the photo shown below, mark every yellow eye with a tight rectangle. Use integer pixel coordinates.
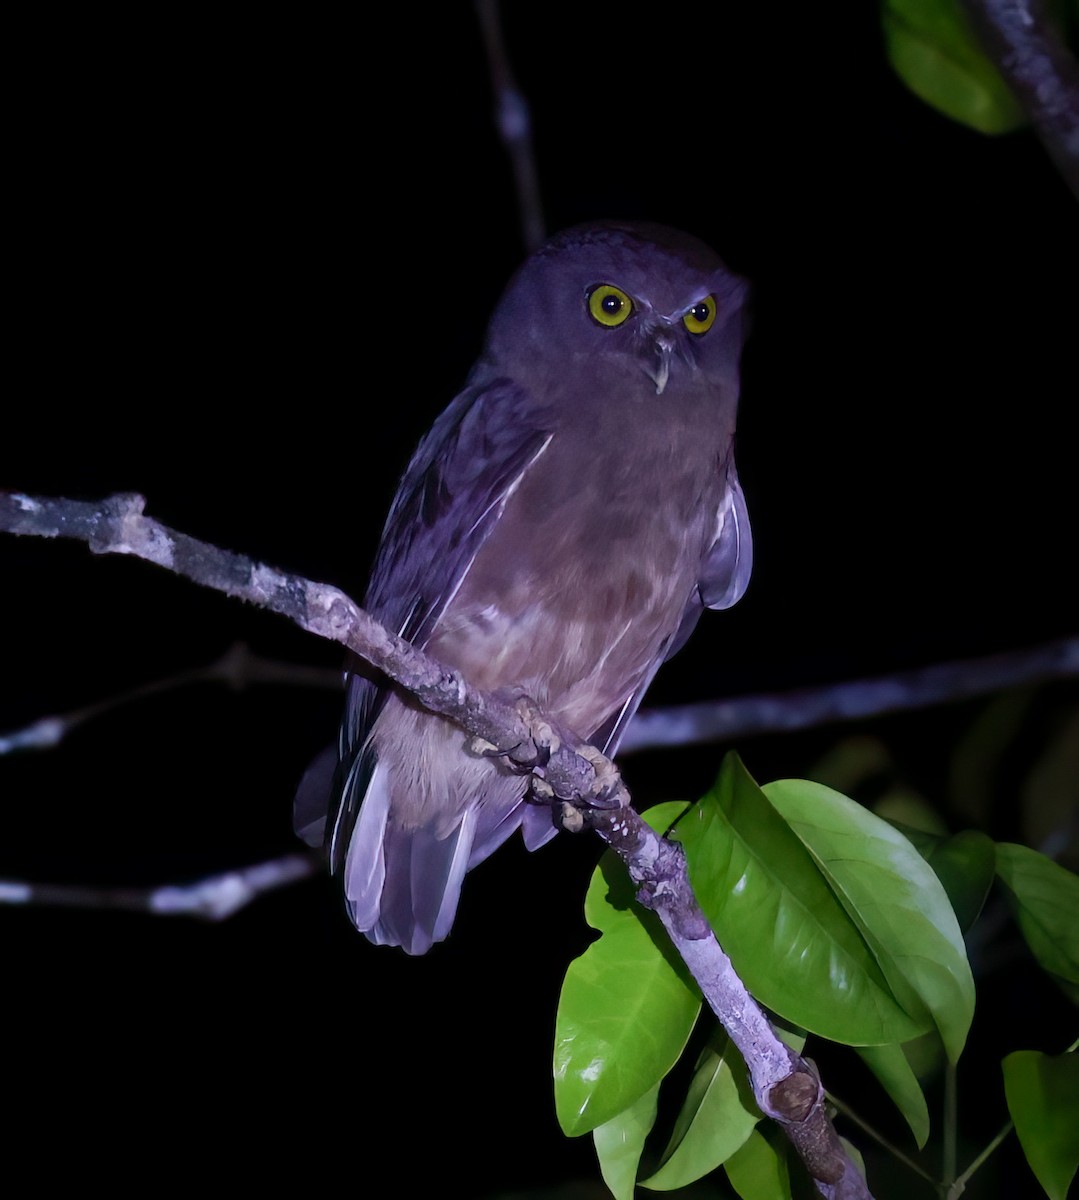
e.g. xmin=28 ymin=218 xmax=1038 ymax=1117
xmin=587 ymin=283 xmax=634 ymax=328
xmin=683 ymin=295 xmax=717 ymax=335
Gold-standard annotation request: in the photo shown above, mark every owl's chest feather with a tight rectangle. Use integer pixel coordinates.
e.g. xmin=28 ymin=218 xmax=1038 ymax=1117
xmin=429 ymin=403 xmax=724 ymax=718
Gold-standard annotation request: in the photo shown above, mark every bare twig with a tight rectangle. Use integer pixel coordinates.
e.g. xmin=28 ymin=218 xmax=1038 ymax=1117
xmin=618 ymin=637 xmax=1079 ymax=753
xmin=6 ymin=623 xmax=1072 ymax=760
xmin=474 ymin=0 xmax=546 ymax=251
xmin=0 ymin=641 xmax=340 ymax=754
xmin=0 ymin=853 xmax=319 ymax=920
xmin=962 ymin=0 xmax=1079 ymax=197
xmin=0 ymin=489 xmax=870 ymax=1197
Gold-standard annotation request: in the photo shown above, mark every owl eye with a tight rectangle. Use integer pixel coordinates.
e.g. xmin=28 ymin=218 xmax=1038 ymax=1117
xmin=683 ymin=295 xmax=717 ymax=335
xmin=587 ymin=283 xmax=634 ymax=328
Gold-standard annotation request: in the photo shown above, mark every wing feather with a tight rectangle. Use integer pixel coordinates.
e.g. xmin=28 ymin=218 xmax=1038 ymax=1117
xmin=322 ymin=379 xmax=554 ymax=877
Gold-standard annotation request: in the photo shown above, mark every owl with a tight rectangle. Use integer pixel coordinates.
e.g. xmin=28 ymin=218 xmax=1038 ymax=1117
xmin=295 ymin=221 xmax=752 ymax=953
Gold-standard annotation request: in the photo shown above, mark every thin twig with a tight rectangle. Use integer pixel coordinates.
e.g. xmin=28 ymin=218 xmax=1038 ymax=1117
xmin=618 ymin=638 xmax=1079 ymax=753
xmin=0 ymin=853 xmax=320 ymax=920
xmin=474 ymin=0 xmax=546 ymax=251
xmin=0 ymin=642 xmax=340 ymax=754
xmin=6 ymin=630 xmax=1072 ymax=759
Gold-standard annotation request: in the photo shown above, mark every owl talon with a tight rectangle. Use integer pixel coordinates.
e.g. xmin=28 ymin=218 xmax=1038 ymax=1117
xmin=509 ymin=697 xmax=560 ymax=770
xmin=579 ymin=743 xmax=628 ymax=810
xmin=558 ymin=802 xmax=585 ymax=834
xmin=529 ymin=775 xmax=555 ymax=803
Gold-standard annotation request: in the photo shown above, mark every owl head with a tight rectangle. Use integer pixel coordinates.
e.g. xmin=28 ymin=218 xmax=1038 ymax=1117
xmin=481 ymin=221 xmax=748 ymax=396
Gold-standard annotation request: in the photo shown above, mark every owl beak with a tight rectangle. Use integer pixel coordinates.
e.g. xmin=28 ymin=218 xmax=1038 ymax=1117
xmin=643 ymin=325 xmax=676 ymax=395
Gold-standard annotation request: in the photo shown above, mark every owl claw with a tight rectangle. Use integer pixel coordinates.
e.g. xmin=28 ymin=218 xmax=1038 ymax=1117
xmin=580 ymin=744 xmax=628 ymax=810
xmin=509 ymin=697 xmax=560 ymax=770
xmin=529 ymin=775 xmax=555 ymax=802
xmin=558 ymin=801 xmax=585 ymax=834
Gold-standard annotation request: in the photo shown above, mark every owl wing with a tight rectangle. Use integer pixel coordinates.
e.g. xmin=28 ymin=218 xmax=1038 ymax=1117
xmin=587 ymin=465 xmax=752 ymax=759
xmin=698 ymin=469 xmax=753 ymax=611
xmin=318 ymin=379 xmax=555 ymax=873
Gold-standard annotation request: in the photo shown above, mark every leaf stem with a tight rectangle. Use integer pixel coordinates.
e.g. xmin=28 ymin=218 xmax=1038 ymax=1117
xmin=943 ymin=1062 xmax=957 ymax=1186
xmin=948 ymin=1120 xmax=1013 ymax=1197
xmin=826 ymin=1091 xmax=938 ymax=1188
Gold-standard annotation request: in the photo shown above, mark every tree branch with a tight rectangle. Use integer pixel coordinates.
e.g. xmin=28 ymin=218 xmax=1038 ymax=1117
xmin=962 ymin=0 xmax=1079 ymax=198
xmin=0 ymin=489 xmax=870 ymax=1197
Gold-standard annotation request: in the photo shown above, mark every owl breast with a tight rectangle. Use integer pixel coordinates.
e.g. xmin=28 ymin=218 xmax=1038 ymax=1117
xmin=426 ymin=394 xmax=724 ymax=736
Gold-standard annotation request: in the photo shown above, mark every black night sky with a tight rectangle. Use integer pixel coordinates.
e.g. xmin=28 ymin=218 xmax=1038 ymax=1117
xmin=4 ymin=8 xmax=1076 ymax=1197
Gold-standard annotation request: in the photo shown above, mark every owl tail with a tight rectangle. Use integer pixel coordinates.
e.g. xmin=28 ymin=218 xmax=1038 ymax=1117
xmin=339 ymin=764 xmax=559 ymax=954
xmin=340 ymin=764 xmax=477 ymax=955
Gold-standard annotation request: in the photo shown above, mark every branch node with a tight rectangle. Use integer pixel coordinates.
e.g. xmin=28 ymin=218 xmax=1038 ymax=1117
xmin=768 ymin=1069 xmax=820 ymax=1123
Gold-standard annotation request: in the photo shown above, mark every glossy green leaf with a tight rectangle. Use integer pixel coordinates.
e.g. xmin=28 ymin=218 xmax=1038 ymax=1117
xmin=640 ymin=1032 xmax=759 ymax=1191
xmin=724 ymin=1128 xmax=792 ymax=1200
xmin=881 ymin=0 xmax=1027 ymax=134
xmin=901 ymin=1029 xmax=946 ymax=1081
xmin=675 ymin=756 xmax=944 ymax=1049
xmin=1003 ymin=1050 xmax=1079 ymax=1200
xmin=891 ymin=824 xmax=995 ymax=932
xmin=995 ymin=842 xmax=1079 ymax=987
xmin=856 ymin=1042 xmax=930 ymax=1147
xmin=642 ymin=1020 xmax=806 ymax=1192
xmin=554 ymin=802 xmax=701 ymax=1136
xmin=765 ymin=777 xmax=975 ymax=1063
xmin=593 ymin=1083 xmax=659 ymax=1200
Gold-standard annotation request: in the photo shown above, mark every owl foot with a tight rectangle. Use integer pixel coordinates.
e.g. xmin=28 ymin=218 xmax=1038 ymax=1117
xmin=577 ymin=743 xmax=629 ymax=810
xmin=468 ymin=696 xmax=561 ymax=772
xmin=542 ymin=742 xmax=629 ymax=832
xmin=506 ymin=696 xmax=561 ymax=770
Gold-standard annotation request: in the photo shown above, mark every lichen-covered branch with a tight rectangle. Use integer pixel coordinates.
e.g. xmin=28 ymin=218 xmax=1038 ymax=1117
xmin=0 ymin=489 xmax=871 ymax=1195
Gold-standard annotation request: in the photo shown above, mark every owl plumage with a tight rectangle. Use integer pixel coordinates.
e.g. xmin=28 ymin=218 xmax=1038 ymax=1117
xmin=295 ymin=221 xmax=752 ymax=953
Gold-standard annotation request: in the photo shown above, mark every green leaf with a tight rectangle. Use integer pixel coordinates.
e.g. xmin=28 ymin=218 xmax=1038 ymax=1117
xmin=856 ymin=1042 xmax=931 ymax=1147
xmin=554 ymin=802 xmax=702 ymax=1136
xmin=895 ymin=825 xmax=996 ymax=932
xmin=1003 ymin=1050 xmax=1079 ymax=1200
xmin=640 ymin=1032 xmax=759 ymax=1191
xmin=724 ymin=1128 xmax=792 ymax=1200
xmin=593 ymin=1083 xmax=659 ymax=1200
xmin=765 ymin=776 xmax=975 ymax=1063
xmin=675 ymin=756 xmax=972 ymax=1056
xmin=995 ymin=842 xmax=1079 ymax=988
xmin=881 ymin=0 xmax=1027 ymax=134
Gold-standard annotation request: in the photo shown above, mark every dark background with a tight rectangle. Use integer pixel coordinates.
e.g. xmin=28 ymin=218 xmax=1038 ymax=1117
xmin=4 ymin=7 xmax=1076 ymax=1196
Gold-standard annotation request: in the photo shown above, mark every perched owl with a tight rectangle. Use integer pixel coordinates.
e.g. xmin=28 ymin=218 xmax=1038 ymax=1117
xmin=296 ymin=221 xmax=752 ymax=953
